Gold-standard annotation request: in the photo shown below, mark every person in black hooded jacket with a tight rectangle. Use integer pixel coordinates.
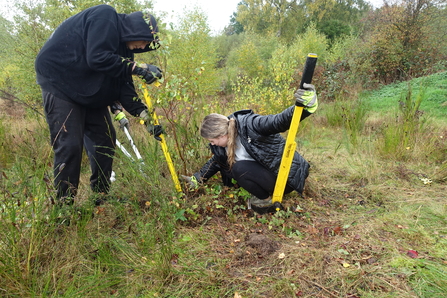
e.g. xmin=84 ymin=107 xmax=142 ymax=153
xmin=181 ymin=84 xmax=318 ymax=209
xmin=35 ymin=4 xmax=163 ymax=204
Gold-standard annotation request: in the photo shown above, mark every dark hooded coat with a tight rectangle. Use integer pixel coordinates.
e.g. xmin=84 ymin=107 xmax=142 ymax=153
xmin=193 ymin=106 xmax=310 ymax=194
xmin=35 ymin=4 xmax=157 ymax=115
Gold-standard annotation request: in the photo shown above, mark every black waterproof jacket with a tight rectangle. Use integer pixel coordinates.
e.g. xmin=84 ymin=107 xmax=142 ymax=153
xmin=193 ymin=106 xmax=310 ymax=194
xmin=35 ymin=4 xmax=158 ymax=116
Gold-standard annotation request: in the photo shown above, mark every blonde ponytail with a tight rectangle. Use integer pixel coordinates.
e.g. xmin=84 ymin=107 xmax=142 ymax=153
xmin=226 ymin=118 xmax=237 ymax=168
xmin=200 ymin=113 xmax=238 ymax=168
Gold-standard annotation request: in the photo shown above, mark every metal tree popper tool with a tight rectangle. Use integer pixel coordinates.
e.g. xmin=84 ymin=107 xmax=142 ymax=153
xmin=140 ymin=83 xmax=182 ymax=193
xmin=113 ymin=126 xmax=145 ymax=181
xmin=271 ymin=53 xmax=318 ymax=211
xmin=115 ymin=126 xmax=144 ymax=162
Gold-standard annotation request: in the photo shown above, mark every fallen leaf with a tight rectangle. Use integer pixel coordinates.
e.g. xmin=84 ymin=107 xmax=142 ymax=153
xmin=95 ymin=207 xmax=105 ymax=214
xmin=407 ymin=250 xmax=419 ymax=258
xmin=170 ymin=254 xmax=179 ymax=265
xmin=338 ymin=248 xmax=349 ymax=255
xmin=307 ymin=226 xmax=318 ymax=234
xmin=343 ymin=262 xmax=350 ymax=267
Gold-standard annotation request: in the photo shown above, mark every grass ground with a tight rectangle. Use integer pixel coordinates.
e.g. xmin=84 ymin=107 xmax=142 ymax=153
xmin=0 ymin=72 xmax=446 ymax=297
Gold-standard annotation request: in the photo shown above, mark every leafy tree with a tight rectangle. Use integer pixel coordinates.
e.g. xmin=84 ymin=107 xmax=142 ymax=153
xmin=366 ymin=0 xmax=447 ymax=82
xmin=226 ymin=11 xmax=245 ymax=35
xmin=167 ymin=6 xmax=219 ymax=98
xmin=303 ymin=0 xmax=372 ymax=42
xmin=234 ymin=0 xmax=372 ymax=43
xmin=231 ymin=39 xmax=265 ymax=78
xmin=424 ymin=3 xmax=447 ymax=70
xmin=213 ymin=33 xmax=246 ymax=68
xmin=0 ymin=17 xmax=13 ymax=65
xmin=226 ymin=32 xmax=278 ymax=79
xmin=0 ymin=16 xmax=14 ymax=81
xmin=235 ymin=0 xmax=306 ymax=42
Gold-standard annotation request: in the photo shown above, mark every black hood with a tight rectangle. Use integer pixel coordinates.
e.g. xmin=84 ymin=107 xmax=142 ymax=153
xmin=120 ymin=11 xmax=159 ymax=52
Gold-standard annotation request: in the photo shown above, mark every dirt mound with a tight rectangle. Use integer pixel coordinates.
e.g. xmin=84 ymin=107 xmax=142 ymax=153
xmin=245 ymin=233 xmax=279 ymax=256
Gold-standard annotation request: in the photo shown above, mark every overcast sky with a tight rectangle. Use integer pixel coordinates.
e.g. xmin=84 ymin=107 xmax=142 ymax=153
xmin=1 ymin=0 xmax=384 ymax=34
xmin=152 ymin=0 xmax=241 ymax=34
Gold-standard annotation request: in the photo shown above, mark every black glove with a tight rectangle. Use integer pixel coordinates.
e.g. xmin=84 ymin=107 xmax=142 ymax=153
xmin=140 ymin=110 xmax=164 ymax=141
xmin=146 ymin=124 xmax=164 ymax=141
xmin=110 ymin=102 xmax=123 ymax=114
xmin=132 ymin=63 xmax=162 ymax=84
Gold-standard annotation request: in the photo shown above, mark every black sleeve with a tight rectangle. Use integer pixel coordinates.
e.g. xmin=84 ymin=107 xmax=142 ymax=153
xmin=119 ymin=81 xmax=147 ymax=117
xmin=193 ymin=146 xmax=230 ymax=183
xmin=252 ymin=105 xmax=312 ymax=136
xmin=251 ymin=106 xmax=295 ymax=135
xmin=193 ymin=155 xmax=222 ymax=182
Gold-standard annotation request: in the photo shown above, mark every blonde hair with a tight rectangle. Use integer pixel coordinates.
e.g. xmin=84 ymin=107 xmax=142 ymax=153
xmin=200 ymin=113 xmax=238 ymax=167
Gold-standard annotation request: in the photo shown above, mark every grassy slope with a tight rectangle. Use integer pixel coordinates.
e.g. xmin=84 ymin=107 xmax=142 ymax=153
xmin=0 ymin=73 xmax=446 ymax=297
xmin=363 ymin=71 xmax=447 ymax=122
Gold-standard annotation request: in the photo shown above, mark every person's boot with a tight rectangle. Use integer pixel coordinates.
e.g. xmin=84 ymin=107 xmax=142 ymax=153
xmin=249 ymin=195 xmax=285 ymax=215
xmin=249 ymin=195 xmax=272 ymax=207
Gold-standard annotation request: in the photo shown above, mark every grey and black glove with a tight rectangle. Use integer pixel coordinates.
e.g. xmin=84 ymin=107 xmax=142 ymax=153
xmin=132 ymin=63 xmax=162 ymax=84
xmin=140 ymin=110 xmax=164 ymax=141
xmin=180 ymin=175 xmax=199 ymax=190
xmin=147 ymin=124 xmax=164 ymax=141
xmin=294 ymin=83 xmax=318 ymax=113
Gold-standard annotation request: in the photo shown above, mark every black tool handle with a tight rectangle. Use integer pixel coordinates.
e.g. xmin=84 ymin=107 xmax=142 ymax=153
xmin=299 ymin=53 xmax=318 ymax=89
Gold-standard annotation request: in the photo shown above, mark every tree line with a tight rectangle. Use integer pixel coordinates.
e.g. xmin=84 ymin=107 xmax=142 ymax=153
xmin=0 ymin=0 xmax=446 ymax=113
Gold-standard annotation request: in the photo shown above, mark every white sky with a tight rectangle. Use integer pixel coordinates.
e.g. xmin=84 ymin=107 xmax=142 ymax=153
xmin=152 ymin=0 xmax=241 ymax=35
xmin=1 ymin=0 xmax=384 ymax=34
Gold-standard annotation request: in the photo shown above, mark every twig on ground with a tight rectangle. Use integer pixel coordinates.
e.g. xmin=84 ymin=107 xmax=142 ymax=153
xmin=299 ymin=276 xmax=340 ymax=298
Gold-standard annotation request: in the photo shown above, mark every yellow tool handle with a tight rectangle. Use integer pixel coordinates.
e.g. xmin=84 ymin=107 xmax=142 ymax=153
xmin=271 ymin=105 xmax=304 ymax=206
xmin=271 ymin=53 xmax=317 ymax=211
xmin=141 ymin=83 xmax=182 ymax=193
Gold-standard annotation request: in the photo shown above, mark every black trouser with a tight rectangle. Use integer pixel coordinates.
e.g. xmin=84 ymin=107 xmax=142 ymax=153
xmin=225 ymin=160 xmax=294 ymax=200
xmin=42 ymin=91 xmax=116 ymax=200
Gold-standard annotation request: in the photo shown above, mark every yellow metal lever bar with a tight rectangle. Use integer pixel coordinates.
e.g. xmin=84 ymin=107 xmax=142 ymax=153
xmin=271 ymin=53 xmax=317 ymax=211
xmin=271 ymin=105 xmax=304 ymax=207
xmin=141 ymin=83 xmax=182 ymax=193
